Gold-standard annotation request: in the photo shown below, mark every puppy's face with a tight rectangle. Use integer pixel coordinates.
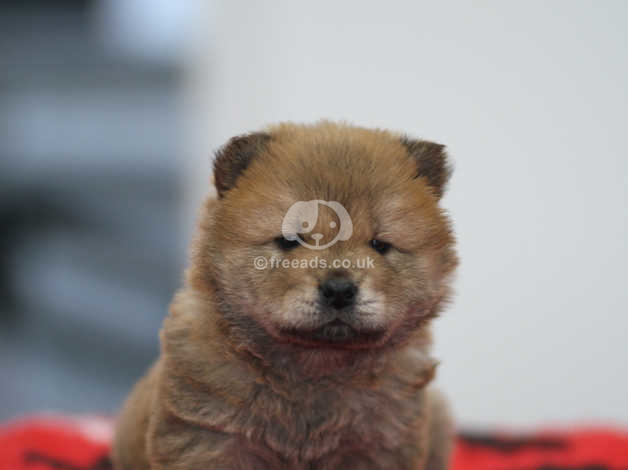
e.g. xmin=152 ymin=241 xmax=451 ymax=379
xmin=193 ymin=122 xmax=457 ymax=353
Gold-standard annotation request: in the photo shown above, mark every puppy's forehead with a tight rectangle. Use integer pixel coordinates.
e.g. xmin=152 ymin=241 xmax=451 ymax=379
xmin=219 ymin=123 xmax=436 ymax=241
xmin=259 ymin=124 xmax=416 ymax=200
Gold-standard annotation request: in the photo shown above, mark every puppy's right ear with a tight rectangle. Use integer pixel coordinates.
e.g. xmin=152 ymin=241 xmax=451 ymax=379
xmin=213 ymin=132 xmax=271 ymax=198
xmin=400 ymin=137 xmax=452 ymax=199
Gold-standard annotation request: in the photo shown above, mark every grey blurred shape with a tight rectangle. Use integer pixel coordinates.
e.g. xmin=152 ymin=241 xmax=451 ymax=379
xmin=0 ymin=1 xmax=184 ymax=420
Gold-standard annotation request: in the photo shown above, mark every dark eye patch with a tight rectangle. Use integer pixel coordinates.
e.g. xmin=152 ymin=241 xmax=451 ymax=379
xmin=370 ymin=239 xmax=392 ymax=255
xmin=275 ymin=236 xmax=300 ymax=251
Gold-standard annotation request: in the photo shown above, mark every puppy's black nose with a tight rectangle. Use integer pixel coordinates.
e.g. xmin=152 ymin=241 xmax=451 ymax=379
xmin=319 ymin=278 xmax=357 ymax=310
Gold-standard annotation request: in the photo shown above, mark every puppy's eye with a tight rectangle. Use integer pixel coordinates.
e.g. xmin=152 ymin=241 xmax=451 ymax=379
xmin=275 ymin=236 xmax=300 ymax=251
xmin=370 ymin=239 xmax=392 ymax=255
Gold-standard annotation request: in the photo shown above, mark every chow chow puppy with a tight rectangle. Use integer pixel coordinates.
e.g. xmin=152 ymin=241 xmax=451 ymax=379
xmin=112 ymin=121 xmax=458 ymax=470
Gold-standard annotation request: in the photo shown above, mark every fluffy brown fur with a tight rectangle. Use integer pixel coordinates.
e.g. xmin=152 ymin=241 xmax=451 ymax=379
xmin=112 ymin=121 xmax=458 ymax=469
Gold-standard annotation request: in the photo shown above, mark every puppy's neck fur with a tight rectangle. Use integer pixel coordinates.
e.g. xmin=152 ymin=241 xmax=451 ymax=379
xmin=158 ymin=288 xmax=438 ymax=461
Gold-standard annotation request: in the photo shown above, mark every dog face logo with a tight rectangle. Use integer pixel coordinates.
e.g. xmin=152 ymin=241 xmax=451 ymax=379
xmin=281 ymin=200 xmax=353 ymax=250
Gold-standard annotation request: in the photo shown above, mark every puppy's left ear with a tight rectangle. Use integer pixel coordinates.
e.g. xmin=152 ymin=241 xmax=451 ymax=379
xmin=213 ymin=132 xmax=271 ymax=198
xmin=401 ymin=137 xmax=452 ymax=199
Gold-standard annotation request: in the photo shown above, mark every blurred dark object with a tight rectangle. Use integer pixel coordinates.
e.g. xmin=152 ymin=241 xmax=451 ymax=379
xmin=0 ymin=1 xmax=183 ymax=419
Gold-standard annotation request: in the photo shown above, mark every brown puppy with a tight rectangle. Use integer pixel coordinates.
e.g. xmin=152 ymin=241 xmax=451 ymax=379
xmin=112 ymin=121 xmax=458 ymax=469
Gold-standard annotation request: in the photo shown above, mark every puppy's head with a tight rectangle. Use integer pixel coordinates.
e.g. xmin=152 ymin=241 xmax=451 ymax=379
xmin=191 ymin=122 xmax=457 ymax=355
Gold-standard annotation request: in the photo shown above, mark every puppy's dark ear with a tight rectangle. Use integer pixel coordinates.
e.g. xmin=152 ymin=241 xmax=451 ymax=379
xmin=401 ymin=137 xmax=452 ymax=199
xmin=213 ymin=132 xmax=271 ymax=198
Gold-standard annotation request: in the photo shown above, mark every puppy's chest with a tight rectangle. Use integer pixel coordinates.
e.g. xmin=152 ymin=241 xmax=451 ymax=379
xmin=236 ymin=381 xmax=426 ymax=461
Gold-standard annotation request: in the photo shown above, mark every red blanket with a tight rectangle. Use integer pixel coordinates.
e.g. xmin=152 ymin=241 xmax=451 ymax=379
xmin=1 ymin=416 xmax=627 ymax=470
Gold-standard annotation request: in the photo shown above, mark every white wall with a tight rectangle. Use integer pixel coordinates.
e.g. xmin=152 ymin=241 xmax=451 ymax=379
xmin=182 ymin=1 xmax=628 ymax=427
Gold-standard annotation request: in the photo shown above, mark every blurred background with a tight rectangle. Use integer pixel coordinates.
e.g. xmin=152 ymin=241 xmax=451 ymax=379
xmin=1 ymin=1 xmax=627 ymax=429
